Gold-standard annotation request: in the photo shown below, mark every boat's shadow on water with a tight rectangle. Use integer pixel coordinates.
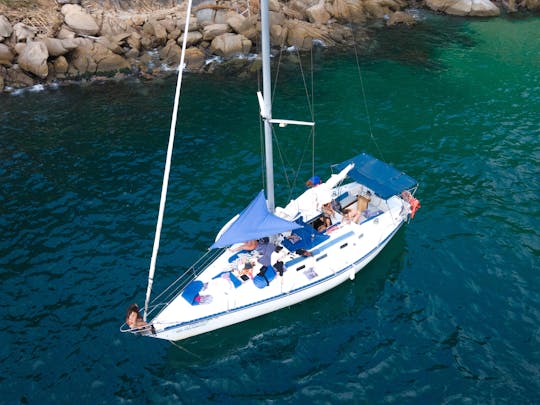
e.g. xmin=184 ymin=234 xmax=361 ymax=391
xmin=162 ymin=228 xmax=408 ymax=366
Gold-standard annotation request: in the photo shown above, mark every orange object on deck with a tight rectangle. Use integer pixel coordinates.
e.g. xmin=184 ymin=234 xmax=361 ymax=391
xmin=402 ymin=190 xmax=421 ymax=219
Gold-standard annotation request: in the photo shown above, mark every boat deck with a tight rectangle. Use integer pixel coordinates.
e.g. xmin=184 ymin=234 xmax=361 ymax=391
xmin=150 ymin=188 xmax=407 ymax=339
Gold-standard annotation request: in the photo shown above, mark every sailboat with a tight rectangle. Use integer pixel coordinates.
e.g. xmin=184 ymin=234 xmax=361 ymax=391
xmin=121 ymin=0 xmax=420 ymax=342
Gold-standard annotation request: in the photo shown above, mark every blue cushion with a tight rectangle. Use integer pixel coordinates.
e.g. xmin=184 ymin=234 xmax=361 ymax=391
xmin=282 ymin=220 xmax=330 ymax=252
xmin=181 ymin=280 xmax=204 ymax=305
xmin=253 ymin=266 xmax=276 ymax=289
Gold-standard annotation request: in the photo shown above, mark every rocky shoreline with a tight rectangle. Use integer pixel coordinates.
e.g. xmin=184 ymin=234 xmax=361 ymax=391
xmin=0 ymin=0 xmax=537 ymax=93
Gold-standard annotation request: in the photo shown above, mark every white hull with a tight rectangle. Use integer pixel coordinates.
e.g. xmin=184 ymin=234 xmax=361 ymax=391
xmin=148 ymin=186 xmax=409 ymax=341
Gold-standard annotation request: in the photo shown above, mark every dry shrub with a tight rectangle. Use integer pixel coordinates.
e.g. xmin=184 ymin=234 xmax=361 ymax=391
xmin=0 ymin=0 xmax=62 ymax=37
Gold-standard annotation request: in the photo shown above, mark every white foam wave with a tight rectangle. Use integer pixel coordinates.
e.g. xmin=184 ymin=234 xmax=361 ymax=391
xmin=28 ymin=84 xmax=46 ymax=93
xmin=312 ymin=39 xmax=326 ymax=48
xmin=205 ymin=55 xmax=223 ymax=65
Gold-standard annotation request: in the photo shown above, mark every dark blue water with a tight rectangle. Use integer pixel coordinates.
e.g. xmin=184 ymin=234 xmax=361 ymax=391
xmin=1 ymin=12 xmax=539 ymax=403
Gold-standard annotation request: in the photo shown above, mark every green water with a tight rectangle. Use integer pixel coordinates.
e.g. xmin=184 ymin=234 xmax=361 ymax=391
xmin=0 ymin=12 xmax=539 ymax=403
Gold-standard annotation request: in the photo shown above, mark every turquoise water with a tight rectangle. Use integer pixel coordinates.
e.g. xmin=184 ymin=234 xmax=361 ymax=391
xmin=1 ymin=13 xmax=539 ymax=403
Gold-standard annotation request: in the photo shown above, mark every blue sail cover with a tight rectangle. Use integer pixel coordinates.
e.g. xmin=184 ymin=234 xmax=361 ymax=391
xmin=210 ymin=190 xmax=302 ymax=249
xmin=335 ymin=153 xmax=418 ymax=199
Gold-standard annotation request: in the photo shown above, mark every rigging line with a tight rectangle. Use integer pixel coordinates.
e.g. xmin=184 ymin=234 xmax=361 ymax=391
xmin=271 ymin=126 xmax=293 ymax=193
xmin=288 ymin=127 xmax=315 ymax=201
xmin=260 ymin=110 xmax=266 ymax=190
xmin=270 ymin=41 xmax=290 ymax=197
xmin=349 ymin=24 xmax=385 ymax=161
xmin=251 ymin=0 xmax=266 ymax=191
xmin=271 ymin=27 xmax=288 ymax=107
xmin=169 ymin=340 xmax=202 ymax=359
xmin=268 ymin=40 xmax=317 ymax=200
xmin=294 ymin=47 xmax=314 ymax=121
xmin=293 ymin=46 xmax=316 ymax=178
xmin=270 ymin=102 xmax=315 ymax=202
xmin=149 ymin=249 xmax=222 ymax=306
xmin=275 ymin=125 xmax=315 ymax=202
xmin=258 ymin=63 xmax=266 ymax=190
xmin=253 ymin=14 xmax=270 ymax=192
xmin=143 ymin=0 xmax=194 ymax=321
xmin=273 ymin=45 xmax=317 ymax=196
xmin=271 ymin=48 xmax=281 ymax=105
xmin=310 ymin=45 xmax=315 ymax=177
xmin=270 ymin=43 xmax=312 ymax=200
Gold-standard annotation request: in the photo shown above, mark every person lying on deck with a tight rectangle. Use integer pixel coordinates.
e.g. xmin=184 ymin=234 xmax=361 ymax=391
xmin=313 ymin=202 xmax=337 ymax=232
xmin=230 ymin=239 xmax=259 ymax=253
xmin=322 ymin=202 xmax=337 ymax=218
xmin=314 ymin=215 xmax=332 ymax=232
xmin=343 ymin=207 xmax=361 ymax=224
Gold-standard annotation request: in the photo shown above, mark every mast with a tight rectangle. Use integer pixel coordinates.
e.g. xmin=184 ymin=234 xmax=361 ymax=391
xmin=143 ymin=0 xmax=193 ymax=321
xmin=260 ymin=0 xmax=275 ymax=212
xmin=257 ymin=0 xmax=314 ymax=210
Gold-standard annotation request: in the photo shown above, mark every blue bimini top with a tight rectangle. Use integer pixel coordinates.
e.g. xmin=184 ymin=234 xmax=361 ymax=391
xmin=334 ymin=153 xmax=417 ymax=199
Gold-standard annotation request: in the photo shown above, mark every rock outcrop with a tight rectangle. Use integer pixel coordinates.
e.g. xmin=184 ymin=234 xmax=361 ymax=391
xmin=0 ymin=0 xmax=537 ymax=92
xmin=44 ymin=37 xmax=78 ymax=57
xmin=0 ymin=43 xmax=14 ymax=65
xmin=386 ymin=10 xmax=416 ymax=26
xmin=306 ymin=1 xmax=332 ymax=25
xmin=210 ymin=33 xmax=252 ymax=57
xmin=0 ymin=14 xmax=12 ymax=40
xmin=61 ymin=4 xmax=100 ymax=36
xmin=425 ymin=0 xmax=501 ymax=16
xmin=13 ymin=23 xmax=37 ymax=43
xmin=18 ymin=41 xmax=49 ymax=78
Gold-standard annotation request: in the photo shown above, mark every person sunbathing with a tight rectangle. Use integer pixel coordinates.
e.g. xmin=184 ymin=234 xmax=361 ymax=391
xmin=125 ymin=303 xmax=149 ymax=330
xmin=232 ymin=239 xmax=259 ymax=252
xmin=342 ymin=208 xmax=361 ymax=224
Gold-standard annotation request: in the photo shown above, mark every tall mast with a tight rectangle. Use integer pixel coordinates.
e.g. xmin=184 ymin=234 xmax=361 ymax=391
xmin=260 ymin=0 xmax=274 ymax=212
xmin=143 ymin=0 xmax=193 ymax=321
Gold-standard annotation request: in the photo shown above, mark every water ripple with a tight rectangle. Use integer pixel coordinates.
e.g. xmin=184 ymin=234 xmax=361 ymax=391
xmin=1 ymin=15 xmax=540 ymax=403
